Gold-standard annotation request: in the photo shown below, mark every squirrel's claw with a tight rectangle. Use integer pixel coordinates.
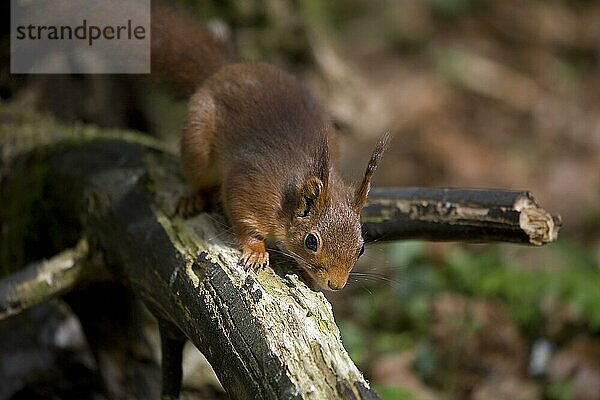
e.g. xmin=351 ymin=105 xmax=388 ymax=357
xmin=239 ymin=238 xmax=269 ymax=271
xmin=239 ymin=249 xmax=269 ymax=271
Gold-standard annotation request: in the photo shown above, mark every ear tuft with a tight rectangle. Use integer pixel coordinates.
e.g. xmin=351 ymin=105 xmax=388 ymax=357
xmin=295 ymin=132 xmax=332 ymax=217
xmin=353 ymin=132 xmax=391 ymax=213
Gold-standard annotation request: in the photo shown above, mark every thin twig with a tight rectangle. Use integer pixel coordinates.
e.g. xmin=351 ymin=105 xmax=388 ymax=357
xmin=0 ymin=238 xmax=110 ymax=320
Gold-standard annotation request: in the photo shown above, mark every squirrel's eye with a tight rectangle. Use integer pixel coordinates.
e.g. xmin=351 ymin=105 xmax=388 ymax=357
xmin=358 ymin=244 xmax=365 ymax=258
xmin=304 ymin=233 xmax=319 ymax=252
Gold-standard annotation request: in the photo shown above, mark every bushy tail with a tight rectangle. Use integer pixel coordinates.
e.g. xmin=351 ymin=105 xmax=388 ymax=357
xmin=151 ymin=3 xmax=239 ymax=93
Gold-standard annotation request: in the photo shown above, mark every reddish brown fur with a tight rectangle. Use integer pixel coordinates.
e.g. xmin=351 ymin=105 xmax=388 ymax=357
xmin=151 ymin=3 xmax=239 ymax=93
xmin=153 ymin=5 xmax=387 ymax=290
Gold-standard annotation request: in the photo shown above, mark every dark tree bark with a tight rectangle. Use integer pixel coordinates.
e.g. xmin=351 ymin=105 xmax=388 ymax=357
xmin=362 ymin=187 xmax=560 ymax=245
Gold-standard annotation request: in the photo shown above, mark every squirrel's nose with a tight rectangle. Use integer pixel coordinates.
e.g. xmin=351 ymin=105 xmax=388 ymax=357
xmin=327 ymin=280 xmax=344 ymax=291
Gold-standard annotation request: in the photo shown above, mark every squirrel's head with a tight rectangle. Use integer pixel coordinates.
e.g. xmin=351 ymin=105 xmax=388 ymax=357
xmin=283 ymin=133 xmax=389 ymax=291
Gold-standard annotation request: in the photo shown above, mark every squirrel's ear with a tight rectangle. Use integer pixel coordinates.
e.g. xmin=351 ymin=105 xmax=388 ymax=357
xmin=353 ymin=132 xmax=390 ymax=213
xmin=296 ymin=136 xmax=330 ymax=217
xmin=296 ymin=176 xmax=324 ymax=217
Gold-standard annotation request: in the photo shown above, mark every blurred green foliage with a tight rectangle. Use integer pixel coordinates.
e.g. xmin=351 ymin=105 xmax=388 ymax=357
xmin=445 ymin=243 xmax=600 ymax=332
xmin=546 ymin=378 xmax=574 ymax=400
xmin=339 ymin=239 xmax=599 ymax=397
xmin=428 ymin=0 xmax=485 ymax=17
xmin=352 ymin=239 xmax=600 ymax=335
xmin=373 ymin=385 xmax=417 ymax=400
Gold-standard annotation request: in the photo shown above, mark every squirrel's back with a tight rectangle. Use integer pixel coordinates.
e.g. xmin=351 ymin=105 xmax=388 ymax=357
xmin=205 ymin=62 xmax=329 ymax=172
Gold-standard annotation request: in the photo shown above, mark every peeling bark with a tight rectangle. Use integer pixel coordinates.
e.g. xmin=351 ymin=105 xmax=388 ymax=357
xmin=362 ymin=187 xmax=560 ymax=245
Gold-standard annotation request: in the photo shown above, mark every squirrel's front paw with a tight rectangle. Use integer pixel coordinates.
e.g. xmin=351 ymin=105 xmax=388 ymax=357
xmin=239 ymin=249 xmax=269 ymax=270
xmin=175 ymin=193 xmax=205 ymax=218
xmin=239 ymin=237 xmax=269 ymax=270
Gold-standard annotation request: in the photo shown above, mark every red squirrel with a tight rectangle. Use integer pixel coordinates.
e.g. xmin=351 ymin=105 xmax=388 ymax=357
xmin=152 ymin=4 xmax=388 ymax=291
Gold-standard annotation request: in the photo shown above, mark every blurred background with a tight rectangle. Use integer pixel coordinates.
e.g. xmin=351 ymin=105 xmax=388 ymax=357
xmin=1 ymin=0 xmax=599 ymax=399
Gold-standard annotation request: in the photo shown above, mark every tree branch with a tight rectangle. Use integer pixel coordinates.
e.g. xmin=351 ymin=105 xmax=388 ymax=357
xmin=0 ymin=238 xmax=109 ymax=320
xmin=363 ymin=187 xmax=560 ymax=245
